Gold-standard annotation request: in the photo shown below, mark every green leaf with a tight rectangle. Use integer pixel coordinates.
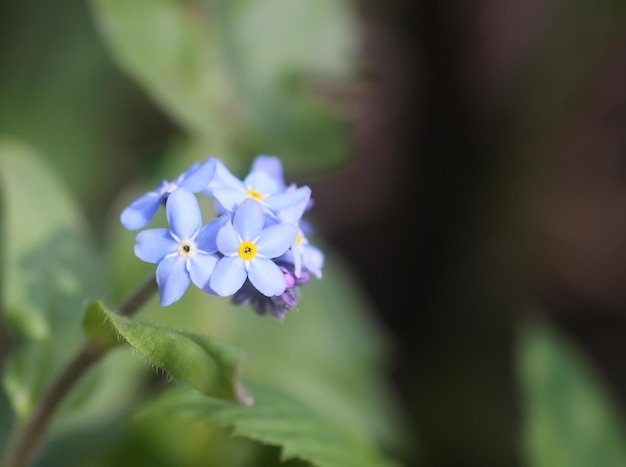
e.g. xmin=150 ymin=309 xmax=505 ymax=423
xmin=0 ymin=138 xmax=105 ymax=418
xmin=90 ymin=0 xmax=355 ymax=171
xmin=139 ymin=381 xmax=400 ymax=467
xmin=135 ymin=249 xmax=413 ymax=461
xmin=85 ymin=300 xmax=252 ymax=405
xmin=517 ymin=320 xmax=626 ymax=467
xmin=89 ymin=0 xmax=225 ymax=145
xmin=0 ymin=139 xmax=160 ymax=460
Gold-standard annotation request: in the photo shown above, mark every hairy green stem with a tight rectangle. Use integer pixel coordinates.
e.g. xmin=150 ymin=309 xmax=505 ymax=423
xmin=2 ymin=274 xmax=158 ymax=467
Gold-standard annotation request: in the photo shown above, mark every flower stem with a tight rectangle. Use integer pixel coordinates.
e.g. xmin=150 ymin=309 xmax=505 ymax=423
xmin=2 ymin=274 xmax=158 ymax=467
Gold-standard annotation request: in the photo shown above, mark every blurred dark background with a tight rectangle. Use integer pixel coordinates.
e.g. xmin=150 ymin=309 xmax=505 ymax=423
xmin=312 ymin=1 xmax=626 ymax=466
xmin=2 ymin=1 xmax=626 ymax=466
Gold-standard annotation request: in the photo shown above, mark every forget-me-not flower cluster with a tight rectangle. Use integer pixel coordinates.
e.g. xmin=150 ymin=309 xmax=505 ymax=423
xmin=121 ymin=155 xmax=324 ymax=319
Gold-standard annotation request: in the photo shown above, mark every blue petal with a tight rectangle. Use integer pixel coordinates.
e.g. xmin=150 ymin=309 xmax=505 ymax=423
xmin=206 ymin=160 xmax=245 ymax=193
xmin=180 ymin=157 xmax=217 ymax=193
xmin=211 ymin=187 xmax=245 ymax=212
xmin=276 ymin=249 xmax=295 ymax=266
xmin=233 ymin=198 xmax=264 ymax=241
xmin=209 ymin=256 xmax=247 ymax=296
xmin=244 ymin=171 xmax=282 ymax=195
xmin=173 ymin=161 xmax=199 ymax=185
xmin=134 ymin=228 xmax=178 ymax=263
xmin=248 ymin=258 xmax=287 ymax=296
xmin=188 ymin=253 xmax=219 ymax=291
xmin=276 ymin=188 xmax=311 ymax=224
xmin=216 ymin=219 xmax=240 ymax=255
xmin=256 ymin=224 xmax=296 ymax=258
xmin=251 ymin=155 xmax=284 ymax=187
xmin=212 ymin=197 xmax=229 ymax=216
xmin=266 ymin=185 xmax=311 ymax=211
xmin=156 ymin=255 xmax=190 ymax=306
xmin=291 ymin=245 xmax=303 ymax=277
xmin=196 ymin=214 xmax=229 ymax=253
xmin=299 ymin=217 xmax=314 ymax=234
xmin=120 ymin=191 xmax=164 ymax=230
xmin=302 ymin=244 xmax=324 ymax=279
xmin=166 ymin=188 xmax=202 ymax=239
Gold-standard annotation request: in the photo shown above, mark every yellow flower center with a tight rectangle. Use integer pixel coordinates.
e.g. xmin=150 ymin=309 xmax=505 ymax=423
xmin=177 ymin=240 xmax=196 ymax=258
xmin=295 ymin=232 xmax=302 ymax=244
xmin=238 ymin=241 xmax=257 ymax=260
xmin=246 ymin=189 xmax=264 ymax=201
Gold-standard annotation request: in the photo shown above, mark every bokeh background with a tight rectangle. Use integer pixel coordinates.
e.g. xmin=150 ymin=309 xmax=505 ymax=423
xmin=1 ymin=1 xmax=626 ymax=466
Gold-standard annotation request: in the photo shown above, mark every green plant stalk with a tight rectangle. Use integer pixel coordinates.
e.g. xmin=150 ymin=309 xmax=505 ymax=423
xmin=2 ymin=274 xmax=158 ymax=467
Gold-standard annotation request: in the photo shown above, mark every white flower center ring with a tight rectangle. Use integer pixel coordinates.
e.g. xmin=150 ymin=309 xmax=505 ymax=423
xmin=177 ymin=240 xmax=197 ymax=258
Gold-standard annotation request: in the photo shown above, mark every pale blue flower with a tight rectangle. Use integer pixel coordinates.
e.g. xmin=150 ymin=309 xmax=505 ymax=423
xmin=275 ymin=186 xmax=324 ymax=279
xmin=209 ymin=198 xmax=296 ymax=297
xmin=205 ymin=156 xmax=309 ymax=217
xmin=134 ymin=188 xmax=225 ymax=306
xmin=121 ymin=157 xmax=216 ymax=230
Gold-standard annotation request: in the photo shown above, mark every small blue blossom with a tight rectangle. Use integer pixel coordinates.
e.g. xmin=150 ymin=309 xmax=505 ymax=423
xmin=121 ymin=157 xmax=217 ymax=230
xmin=125 ymin=154 xmax=323 ymax=318
xmin=134 ymin=188 xmax=225 ymax=306
xmin=205 ymin=155 xmax=310 ymax=217
xmin=274 ymin=186 xmax=324 ymax=279
xmin=209 ymin=198 xmax=297 ymax=297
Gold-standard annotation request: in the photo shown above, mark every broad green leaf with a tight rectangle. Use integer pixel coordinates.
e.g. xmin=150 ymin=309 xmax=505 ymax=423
xmin=517 ymin=320 xmax=626 ymax=467
xmin=0 ymin=138 xmax=105 ymax=418
xmin=40 ymin=402 xmax=278 ymax=467
xmin=0 ymin=1 xmax=141 ymax=207
xmin=133 ymin=248 xmax=412 ymax=461
xmin=140 ymin=381 xmax=400 ymax=467
xmin=90 ymin=0 xmax=355 ymax=171
xmin=85 ymin=300 xmax=252 ymax=405
xmin=89 ymin=0 xmax=227 ymax=146
xmin=0 ymin=140 xmax=160 ymax=465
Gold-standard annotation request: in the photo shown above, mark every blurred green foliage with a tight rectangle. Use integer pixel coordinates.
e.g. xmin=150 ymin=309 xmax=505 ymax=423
xmin=90 ymin=0 xmax=356 ymax=172
xmin=0 ymin=1 xmax=408 ymax=466
xmin=518 ymin=321 xmax=626 ymax=467
xmin=1 ymin=0 xmax=626 ymax=466
xmin=0 ymin=141 xmax=106 ymax=419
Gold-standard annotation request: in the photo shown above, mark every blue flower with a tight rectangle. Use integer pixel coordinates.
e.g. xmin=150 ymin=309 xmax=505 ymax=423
xmin=205 ymin=156 xmax=310 ymax=217
xmin=121 ymin=157 xmax=217 ymax=230
xmin=125 ymin=154 xmax=323 ymax=315
xmin=209 ymin=198 xmax=297 ymax=297
xmin=134 ymin=188 xmax=226 ymax=306
xmin=275 ymin=186 xmax=324 ymax=279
